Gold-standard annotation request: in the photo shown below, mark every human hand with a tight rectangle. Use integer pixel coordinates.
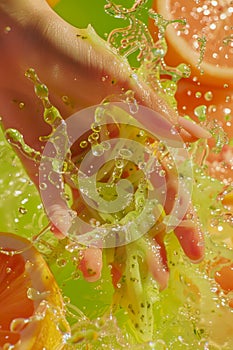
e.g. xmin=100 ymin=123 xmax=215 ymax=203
xmin=0 ymin=0 xmax=208 ymax=288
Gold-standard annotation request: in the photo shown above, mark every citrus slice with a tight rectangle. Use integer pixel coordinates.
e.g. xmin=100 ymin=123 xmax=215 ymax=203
xmin=46 ymin=0 xmax=60 ymax=7
xmin=0 ymin=232 xmax=70 ymax=349
xmin=149 ymin=0 xmax=233 ymax=87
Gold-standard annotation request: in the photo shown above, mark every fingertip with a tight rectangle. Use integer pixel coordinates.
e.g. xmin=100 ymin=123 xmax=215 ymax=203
xmin=158 ymin=269 xmax=170 ymax=291
xmin=174 ymin=225 xmax=205 ymax=263
xmin=146 ymin=248 xmax=169 ymax=291
xmin=78 ymin=247 xmax=103 ymax=283
xmin=178 ymin=116 xmax=212 ymax=140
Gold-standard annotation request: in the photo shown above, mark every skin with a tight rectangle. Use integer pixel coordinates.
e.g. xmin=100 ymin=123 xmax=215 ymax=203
xmin=0 ymin=0 xmax=209 ymax=286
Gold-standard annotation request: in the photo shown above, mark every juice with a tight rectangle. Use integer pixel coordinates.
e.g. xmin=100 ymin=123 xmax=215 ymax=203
xmin=0 ymin=0 xmax=233 ymax=348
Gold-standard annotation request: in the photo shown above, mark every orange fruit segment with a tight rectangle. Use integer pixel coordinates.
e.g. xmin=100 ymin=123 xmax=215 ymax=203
xmin=46 ymin=0 xmax=60 ymax=7
xmin=0 ymin=232 xmax=70 ymax=349
xmin=149 ymin=0 xmax=233 ymax=87
xmin=175 ymin=78 xmax=233 ymax=137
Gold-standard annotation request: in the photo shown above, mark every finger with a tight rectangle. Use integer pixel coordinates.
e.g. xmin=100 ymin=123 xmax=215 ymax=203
xmin=78 ymin=247 xmax=103 ymax=282
xmin=174 ymin=209 xmax=205 ymax=263
xmin=146 ymin=235 xmax=169 ymax=291
xmin=162 ymin=154 xmax=205 ymax=262
xmin=178 ymin=116 xmax=211 ymax=140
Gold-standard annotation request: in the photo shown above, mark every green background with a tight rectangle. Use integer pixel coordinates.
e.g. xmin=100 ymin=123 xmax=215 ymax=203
xmin=54 ymin=0 xmax=153 ymax=38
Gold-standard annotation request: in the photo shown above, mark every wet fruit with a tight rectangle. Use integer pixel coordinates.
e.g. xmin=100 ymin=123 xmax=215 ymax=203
xmin=149 ymin=0 xmax=233 ymax=87
xmin=0 ymin=232 xmax=70 ymax=349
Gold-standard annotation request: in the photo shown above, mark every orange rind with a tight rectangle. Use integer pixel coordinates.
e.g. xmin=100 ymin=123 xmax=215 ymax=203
xmin=0 ymin=232 xmax=70 ymax=349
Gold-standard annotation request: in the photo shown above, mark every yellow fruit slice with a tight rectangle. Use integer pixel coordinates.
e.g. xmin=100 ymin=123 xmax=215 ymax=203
xmin=149 ymin=0 xmax=233 ymax=87
xmin=0 ymin=232 xmax=70 ymax=349
xmin=46 ymin=0 xmax=60 ymax=7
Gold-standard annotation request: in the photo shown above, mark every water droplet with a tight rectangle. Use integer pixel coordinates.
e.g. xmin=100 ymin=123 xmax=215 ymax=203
xmin=39 ymin=182 xmax=47 ymax=190
xmin=125 ymin=91 xmax=138 ymax=114
xmin=118 ymin=148 xmax=132 ymax=158
xmin=91 ymin=123 xmax=101 ymax=133
xmin=4 ymin=26 xmax=11 ymax=34
xmin=115 ymin=159 xmax=125 ymax=169
xmin=5 ymin=267 xmax=12 ymax=274
xmin=56 ymin=258 xmax=67 ymax=267
xmin=195 ymin=91 xmax=202 ymax=99
xmin=27 ymin=287 xmax=49 ymax=301
xmin=138 ymin=130 xmax=145 ymax=137
xmin=19 ymin=102 xmax=25 ymax=109
xmin=62 ymin=95 xmax=72 ymax=106
xmin=194 ymin=105 xmax=207 ymax=121
xmin=57 ymin=318 xmax=70 ymax=334
xmin=91 ymin=144 xmax=104 ymax=157
xmin=88 ymin=132 xmax=99 ymax=144
xmin=177 ymin=63 xmax=191 ymax=78
xmin=204 ymin=91 xmax=213 ymax=101
xmin=18 ymin=206 xmax=27 ymax=215
xmin=170 ymin=125 xmax=178 ymax=135
xmin=138 ymin=162 xmax=146 ymax=170
xmin=43 ymin=106 xmax=62 ymax=126
xmin=208 ymin=105 xmax=217 ymax=113
xmin=5 ymin=128 xmax=41 ymax=162
xmin=80 ymin=140 xmax=88 ymax=149
xmin=94 ymin=107 xmax=105 ymax=123
xmin=101 ymin=141 xmax=111 ymax=151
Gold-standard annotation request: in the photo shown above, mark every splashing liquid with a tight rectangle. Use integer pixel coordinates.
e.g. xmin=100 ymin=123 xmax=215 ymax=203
xmin=106 ymin=1 xmax=191 ymax=111
xmin=1 ymin=1 xmax=233 ymax=349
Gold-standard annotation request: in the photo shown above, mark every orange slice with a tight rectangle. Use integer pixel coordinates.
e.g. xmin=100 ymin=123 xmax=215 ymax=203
xmin=175 ymin=78 xmax=233 ymax=138
xmin=0 ymin=232 xmax=70 ymax=349
xmin=46 ymin=0 xmax=60 ymax=7
xmin=149 ymin=0 xmax=233 ymax=87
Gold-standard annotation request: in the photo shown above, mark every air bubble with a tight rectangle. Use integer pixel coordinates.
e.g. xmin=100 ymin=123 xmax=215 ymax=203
xmin=10 ymin=318 xmax=29 ymax=332
xmin=35 ymin=84 xmax=49 ymax=99
xmin=159 ymin=170 xmax=166 ymax=177
xmin=27 ymin=288 xmax=43 ymax=300
xmin=5 ymin=128 xmax=41 ymax=162
xmin=115 ymin=159 xmax=125 ymax=169
xmin=102 ymin=141 xmax=110 ymax=151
